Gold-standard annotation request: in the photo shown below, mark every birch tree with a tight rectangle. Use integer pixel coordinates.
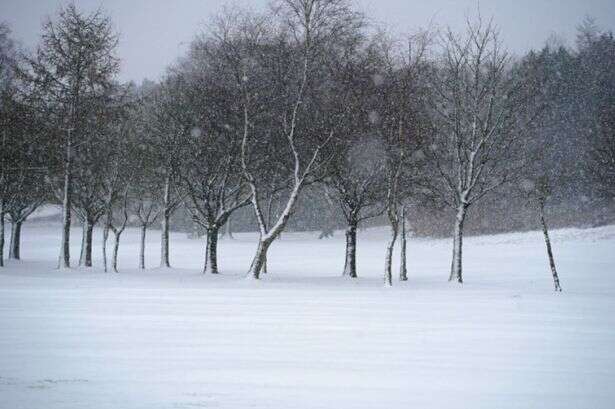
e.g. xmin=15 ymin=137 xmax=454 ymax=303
xmin=521 ymin=176 xmax=563 ymax=292
xmin=377 ymin=33 xmax=429 ymax=286
xmin=424 ymin=19 xmax=538 ymax=284
xmin=238 ymin=0 xmax=360 ymax=279
xmin=100 ymin=92 xmax=135 ymax=273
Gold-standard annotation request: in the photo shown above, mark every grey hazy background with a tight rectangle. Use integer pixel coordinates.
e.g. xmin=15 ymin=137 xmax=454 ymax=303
xmin=2 ymin=0 xmax=614 ymax=83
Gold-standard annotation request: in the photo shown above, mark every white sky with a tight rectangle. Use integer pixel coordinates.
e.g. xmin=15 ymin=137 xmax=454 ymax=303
xmin=1 ymin=0 xmax=614 ymax=83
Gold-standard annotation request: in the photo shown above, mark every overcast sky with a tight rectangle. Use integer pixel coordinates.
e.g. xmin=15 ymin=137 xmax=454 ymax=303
xmin=2 ymin=0 xmax=614 ymax=83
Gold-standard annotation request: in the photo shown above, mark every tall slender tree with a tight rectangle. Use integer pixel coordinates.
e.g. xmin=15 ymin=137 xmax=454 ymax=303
xmin=424 ymin=18 xmax=539 ymax=284
xmin=20 ymin=5 xmax=120 ymax=269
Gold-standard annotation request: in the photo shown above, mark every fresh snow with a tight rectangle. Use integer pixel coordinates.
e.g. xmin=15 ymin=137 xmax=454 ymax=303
xmin=1 ymin=224 xmax=614 ymax=409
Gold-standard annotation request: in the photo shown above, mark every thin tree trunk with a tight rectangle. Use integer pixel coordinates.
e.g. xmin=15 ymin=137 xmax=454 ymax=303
xmin=384 ymin=220 xmax=398 ymax=287
xmin=84 ymin=220 xmax=94 ymax=267
xmin=540 ymin=202 xmax=562 ymax=292
xmin=58 ymin=139 xmax=72 ymax=269
xmin=342 ymin=220 xmax=358 ymax=278
xmin=9 ymin=220 xmax=21 ymax=260
xmin=79 ymin=222 xmax=86 ymax=266
xmin=160 ymin=212 xmax=170 ymax=268
xmin=102 ymin=223 xmax=110 ymax=272
xmin=112 ymin=231 xmax=121 ymax=273
xmin=399 ymin=206 xmax=408 ymax=281
xmin=204 ymin=226 xmax=220 ymax=274
xmin=247 ymin=239 xmax=271 ymax=279
xmin=160 ymin=176 xmax=171 ymax=268
xmin=139 ymin=224 xmax=147 ymax=269
xmin=449 ymin=205 xmax=467 ymax=284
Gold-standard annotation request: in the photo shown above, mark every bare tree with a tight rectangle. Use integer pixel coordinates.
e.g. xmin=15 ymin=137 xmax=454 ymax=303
xmin=424 ymin=18 xmax=539 ymax=284
xmin=131 ymin=183 xmax=161 ymax=270
xmin=521 ymin=177 xmax=563 ymax=291
xmin=6 ymin=183 xmax=46 ymax=261
xmin=19 ymin=5 xmax=119 ymax=269
xmin=141 ymin=76 xmax=190 ymax=269
xmin=237 ymin=0 xmax=360 ymax=279
xmin=100 ymin=94 xmax=135 ymax=273
xmin=323 ymin=36 xmax=388 ymax=279
xmin=1 ymin=25 xmax=47 ymax=265
xmin=0 ymin=22 xmax=17 ymax=266
xmin=377 ymin=33 xmax=429 ymax=287
xmin=169 ymin=39 xmax=253 ymax=274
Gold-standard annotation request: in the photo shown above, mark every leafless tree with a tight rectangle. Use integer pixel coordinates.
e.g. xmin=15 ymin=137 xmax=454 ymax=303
xmin=19 ymin=5 xmax=120 ymax=269
xmin=377 ymin=32 xmax=429 ymax=287
xmin=424 ymin=18 xmax=539 ymax=284
xmin=521 ymin=176 xmax=563 ymax=292
xmin=141 ymin=76 xmax=190 ymax=268
xmin=238 ymin=0 xmax=361 ymax=279
xmin=323 ymin=36 xmax=388 ymax=279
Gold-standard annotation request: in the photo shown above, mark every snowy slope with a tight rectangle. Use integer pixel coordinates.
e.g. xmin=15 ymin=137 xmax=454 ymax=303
xmin=0 ymin=224 xmax=614 ymax=409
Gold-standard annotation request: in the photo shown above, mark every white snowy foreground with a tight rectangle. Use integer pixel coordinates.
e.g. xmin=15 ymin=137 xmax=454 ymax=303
xmin=1 ymin=224 xmax=614 ymax=409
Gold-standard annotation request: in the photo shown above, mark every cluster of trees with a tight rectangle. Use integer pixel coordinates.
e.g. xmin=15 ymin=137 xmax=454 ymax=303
xmin=0 ymin=2 xmax=613 ymax=290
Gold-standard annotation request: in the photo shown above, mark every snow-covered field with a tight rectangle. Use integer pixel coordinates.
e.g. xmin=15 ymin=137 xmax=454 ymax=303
xmin=1 ymin=223 xmax=614 ymax=409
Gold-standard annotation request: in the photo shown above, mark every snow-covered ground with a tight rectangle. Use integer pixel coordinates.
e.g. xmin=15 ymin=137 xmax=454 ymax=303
xmin=1 ymin=223 xmax=614 ymax=409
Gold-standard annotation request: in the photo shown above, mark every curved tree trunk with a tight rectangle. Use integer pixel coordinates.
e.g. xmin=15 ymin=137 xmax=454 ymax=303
xmin=139 ymin=224 xmax=147 ymax=270
xmin=399 ymin=206 xmax=408 ymax=281
xmin=540 ymin=202 xmax=562 ymax=292
xmin=9 ymin=220 xmax=21 ymax=260
xmin=342 ymin=221 xmax=358 ymax=278
xmin=247 ymin=239 xmax=272 ymax=279
xmin=384 ymin=220 xmax=398 ymax=287
xmin=204 ymin=226 xmax=220 ymax=274
xmin=449 ymin=205 xmax=467 ymax=284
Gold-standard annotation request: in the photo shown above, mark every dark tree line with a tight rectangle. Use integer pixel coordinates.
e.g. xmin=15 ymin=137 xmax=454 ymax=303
xmin=0 ymin=2 xmax=613 ymax=290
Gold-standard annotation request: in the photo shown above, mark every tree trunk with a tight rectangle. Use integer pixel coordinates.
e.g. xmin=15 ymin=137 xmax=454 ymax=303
xmin=160 ymin=176 xmax=171 ymax=268
xmin=384 ymin=220 xmax=398 ymax=287
xmin=0 ymin=206 xmax=4 ymax=267
xmin=160 ymin=212 xmax=170 ymax=268
xmin=399 ymin=206 xmax=408 ymax=281
xmin=342 ymin=221 xmax=358 ymax=278
xmin=139 ymin=224 xmax=147 ymax=269
xmin=112 ymin=231 xmax=121 ymax=273
xmin=83 ymin=220 xmax=94 ymax=268
xmin=247 ymin=239 xmax=271 ymax=279
xmin=79 ymin=222 xmax=86 ymax=266
xmin=9 ymin=220 xmax=21 ymax=260
xmin=102 ymin=224 xmax=110 ymax=272
xmin=449 ymin=205 xmax=467 ymax=284
xmin=540 ymin=203 xmax=562 ymax=292
xmin=58 ymin=139 xmax=72 ymax=269
xmin=203 ymin=226 xmax=220 ymax=274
